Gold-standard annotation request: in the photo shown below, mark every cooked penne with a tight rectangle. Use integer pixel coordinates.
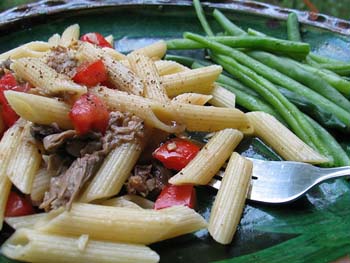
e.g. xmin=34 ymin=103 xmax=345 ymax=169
xmin=131 ymin=40 xmax=167 ymax=60
xmin=90 ymin=87 xmax=183 ymax=133
xmin=80 ymin=142 xmax=143 ymax=203
xmin=127 ymin=52 xmax=170 ymax=103
xmin=59 ymin=24 xmax=80 ymax=47
xmin=172 ymin=93 xmax=212 ymax=105
xmin=5 ymin=91 xmax=73 ymax=130
xmin=169 ymin=129 xmax=243 ymax=185
xmin=155 ymin=60 xmax=190 ymax=76
xmin=153 ymin=103 xmax=253 ymax=133
xmin=209 ymin=153 xmax=252 ymax=244
xmin=246 ymin=112 xmax=328 ymax=163
xmin=7 ymin=121 xmax=41 ymax=194
xmin=5 ymin=213 xmax=47 ymax=230
xmin=11 ymin=57 xmax=87 ymax=96
xmin=2 ymin=229 xmax=160 ymax=263
xmin=100 ymin=196 xmax=143 ymax=209
xmin=48 ymin=33 xmax=61 ymax=46
xmin=101 ymin=47 xmax=126 ymax=60
xmin=36 ymin=203 xmax=207 ymax=244
xmin=0 ymin=41 xmax=50 ymax=60
xmin=210 ymin=85 xmax=236 ymax=108
xmin=77 ymin=42 xmax=143 ymax=95
xmin=30 ymin=169 xmax=53 ymax=203
xmin=0 ymin=120 xmax=24 ymax=230
xmin=104 ymin=35 xmax=114 ymax=48
xmin=161 ymin=65 xmax=222 ymax=97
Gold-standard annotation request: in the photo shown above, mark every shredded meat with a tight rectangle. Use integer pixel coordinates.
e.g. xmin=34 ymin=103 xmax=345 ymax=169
xmin=38 ymin=111 xmax=145 ymax=211
xmin=127 ymin=162 xmax=173 ymax=198
xmin=30 ymin=123 xmax=62 ymax=141
xmin=45 ymin=46 xmax=78 ymax=78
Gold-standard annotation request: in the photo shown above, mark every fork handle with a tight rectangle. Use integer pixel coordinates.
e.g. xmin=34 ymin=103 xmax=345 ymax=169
xmin=316 ymin=166 xmax=350 ymax=183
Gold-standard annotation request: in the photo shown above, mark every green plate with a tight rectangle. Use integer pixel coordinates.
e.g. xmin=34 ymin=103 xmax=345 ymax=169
xmin=1 ymin=1 xmax=350 ymax=262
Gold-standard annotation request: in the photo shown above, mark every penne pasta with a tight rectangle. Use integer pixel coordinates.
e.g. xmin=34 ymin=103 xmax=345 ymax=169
xmin=80 ymin=141 xmax=143 ymax=203
xmin=161 ymin=65 xmax=222 ymax=97
xmin=11 ymin=57 xmax=87 ymax=96
xmin=172 ymin=93 xmax=212 ymax=105
xmin=2 ymin=229 xmax=160 ymax=263
xmin=104 ymin=35 xmax=114 ymax=48
xmin=131 ymin=40 xmax=167 ymax=60
xmin=0 ymin=41 xmax=50 ymax=61
xmin=48 ymin=33 xmax=61 ymax=46
xmin=36 ymin=203 xmax=207 ymax=244
xmin=246 ymin=111 xmax=328 ymax=163
xmin=77 ymin=42 xmax=143 ymax=95
xmin=5 ymin=213 xmax=47 ymax=230
xmin=127 ymin=52 xmax=170 ymax=103
xmin=208 ymin=153 xmax=253 ymax=244
xmin=0 ymin=120 xmax=24 ymax=230
xmin=101 ymin=195 xmax=154 ymax=209
xmin=169 ymin=129 xmax=243 ymax=185
xmin=59 ymin=24 xmax=80 ymax=47
xmin=210 ymin=84 xmax=236 ymax=108
xmin=7 ymin=121 xmax=41 ymax=194
xmin=5 ymin=91 xmax=73 ymax=130
xmin=30 ymin=168 xmax=53 ymax=203
xmin=100 ymin=196 xmax=143 ymax=209
xmin=101 ymin=47 xmax=126 ymax=60
xmin=155 ymin=60 xmax=190 ymax=76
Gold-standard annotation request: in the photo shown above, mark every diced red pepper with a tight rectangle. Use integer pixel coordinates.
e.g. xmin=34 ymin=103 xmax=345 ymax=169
xmin=154 ymin=184 xmax=196 ymax=210
xmin=72 ymin=60 xmax=108 ymax=87
xmin=80 ymin=32 xmax=112 ymax=48
xmin=0 ymin=73 xmax=31 ymax=129
xmin=5 ymin=191 xmax=35 ymax=217
xmin=69 ymin=93 xmax=109 ymax=135
xmin=153 ymin=138 xmax=200 ymax=171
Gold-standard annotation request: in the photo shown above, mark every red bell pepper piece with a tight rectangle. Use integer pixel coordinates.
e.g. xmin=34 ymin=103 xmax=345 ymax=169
xmin=0 ymin=73 xmax=31 ymax=128
xmin=5 ymin=191 xmax=35 ymax=217
xmin=72 ymin=60 xmax=108 ymax=87
xmin=154 ymin=184 xmax=196 ymax=210
xmin=80 ymin=32 xmax=112 ymax=48
xmin=153 ymin=138 xmax=200 ymax=171
xmin=69 ymin=93 xmax=109 ymax=135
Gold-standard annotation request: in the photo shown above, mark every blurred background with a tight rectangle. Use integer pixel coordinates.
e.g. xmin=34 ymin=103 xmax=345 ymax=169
xmin=0 ymin=0 xmax=350 ymax=20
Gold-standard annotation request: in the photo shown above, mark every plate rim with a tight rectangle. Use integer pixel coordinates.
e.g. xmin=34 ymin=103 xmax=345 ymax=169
xmin=0 ymin=0 xmax=349 ymax=36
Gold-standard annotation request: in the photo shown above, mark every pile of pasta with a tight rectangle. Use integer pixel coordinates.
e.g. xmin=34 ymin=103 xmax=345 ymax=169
xmin=0 ymin=24 xmax=327 ymax=263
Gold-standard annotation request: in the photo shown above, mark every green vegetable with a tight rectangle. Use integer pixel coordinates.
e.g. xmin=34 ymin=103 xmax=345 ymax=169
xmin=210 ymin=52 xmax=329 ymax=157
xmin=247 ymin=28 xmax=266 ymax=37
xmin=166 ymin=36 xmax=310 ymax=58
xmin=287 ymin=12 xmax=302 ymax=42
xmin=212 ymin=9 xmax=246 ymax=36
xmin=184 ymin=32 xmax=350 ymax=132
xmin=248 ymin=50 xmax=350 ymax=113
xmin=193 ymin=0 xmax=214 ymax=36
xmin=164 ymin=54 xmax=196 ymax=67
xmin=317 ymin=63 xmax=350 ymax=76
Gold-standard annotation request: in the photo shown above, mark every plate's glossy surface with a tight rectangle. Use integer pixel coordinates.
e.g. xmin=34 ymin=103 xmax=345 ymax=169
xmin=0 ymin=2 xmax=350 ymax=263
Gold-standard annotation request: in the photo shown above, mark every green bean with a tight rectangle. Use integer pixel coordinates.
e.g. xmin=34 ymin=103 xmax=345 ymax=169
xmin=164 ymin=54 xmax=196 ymax=67
xmin=306 ymin=116 xmax=350 ymax=166
xmin=287 ymin=13 xmax=302 ymax=42
xmin=317 ymin=63 xmax=350 ymax=76
xmin=193 ymin=0 xmax=214 ymax=36
xmin=184 ymin=32 xmax=350 ymax=130
xmin=211 ymin=53 xmax=329 ymax=156
xmin=308 ymin=52 xmax=349 ymax=64
xmin=247 ymin=28 xmax=267 ymax=37
xmin=289 ymin=58 xmax=350 ymax=97
xmin=212 ymin=9 xmax=246 ymax=36
xmin=167 ymin=36 xmax=310 ymax=57
xmin=248 ymin=50 xmax=350 ymax=113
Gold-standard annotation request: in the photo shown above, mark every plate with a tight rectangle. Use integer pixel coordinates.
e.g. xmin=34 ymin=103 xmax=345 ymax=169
xmin=1 ymin=1 xmax=350 ymax=262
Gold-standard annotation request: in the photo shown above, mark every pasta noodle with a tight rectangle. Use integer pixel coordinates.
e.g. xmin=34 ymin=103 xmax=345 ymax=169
xmin=7 ymin=121 xmax=41 ymax=194
xmin=11 ymin=57 xmax=87 ymax=96
xmin=172 ymin=93 xmax=212 ymax=105
xmin=2 ymin=229 xmax=160 ymax=263
xmin=208 ymin=153 xmax=252 ymax=244
xmin=5 ymin=213 xmax=47 ymax=230
xmin=100 ymin=195 xmax=154 ymax=209
xmin=0 ymin=41 xmax=50 ymax=61
xmin=209 ymin=84 xmax=236 ymax=108
xmin=246 ymin=111 xmax=328 ymax=163
xmin=155 ymin=60 xmax=190 ymax=76
xmin=30 ymin=168 xmax=53 ymax=203
xmin=36 ymin=203 xmax=207 ymax=244
xmin=131 ymin=40 xmax=167 ymax=60
xmin=169 ymin=129 xmax=243 ymax=185
xmin=59 ymin=24 xmax=80 ymax=47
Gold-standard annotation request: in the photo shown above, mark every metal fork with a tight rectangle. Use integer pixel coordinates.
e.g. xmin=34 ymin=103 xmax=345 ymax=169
xmin=209 ymin=158 xmax=350 ymax=204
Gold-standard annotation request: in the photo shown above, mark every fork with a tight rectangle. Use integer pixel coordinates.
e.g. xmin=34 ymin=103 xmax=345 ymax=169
xmin=209 ymin=158 xmax=350 ymax=204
